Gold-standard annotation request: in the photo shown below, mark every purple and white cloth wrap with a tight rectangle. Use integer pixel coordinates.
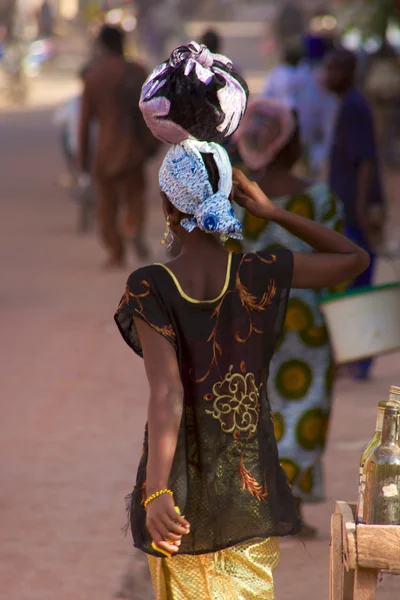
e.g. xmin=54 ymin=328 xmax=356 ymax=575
xmin=159 ymin=140 xmax=243 ymax=240
xmin=139 ymin=41 xmax=248 ymax=144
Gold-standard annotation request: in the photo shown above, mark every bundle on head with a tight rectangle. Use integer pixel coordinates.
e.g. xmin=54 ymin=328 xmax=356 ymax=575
xmin=234 ymin=98 xmax=298 ymax=171
xmin=139 ymin=41 xmax=249 ymax=144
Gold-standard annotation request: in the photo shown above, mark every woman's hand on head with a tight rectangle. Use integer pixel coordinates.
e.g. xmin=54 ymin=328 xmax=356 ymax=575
xmin=232 ymin=168 xmax=277 ymax=220
xmin=146 ymin=493 xmax=190 ymax=556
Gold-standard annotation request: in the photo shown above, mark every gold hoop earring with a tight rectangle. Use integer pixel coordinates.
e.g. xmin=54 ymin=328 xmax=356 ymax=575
xmin=160 ymin=217 xmax=174 ymax=250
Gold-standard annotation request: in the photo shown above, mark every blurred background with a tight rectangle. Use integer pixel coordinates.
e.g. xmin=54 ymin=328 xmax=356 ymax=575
xmin=1 ymin=1 xmax=400 ymax=599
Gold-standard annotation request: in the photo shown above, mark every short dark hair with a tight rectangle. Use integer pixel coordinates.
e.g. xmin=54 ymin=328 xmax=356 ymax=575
xmin=200 ymin=29 xmax=221 ymax=54
xmin=98 ymin=25 xmax=125 ymax=55
xmin=327 ymin=48 xmax=357 ymax=76
xmin=284 ymin=46 xmax=303 ymax=67
xmin=269 ymin=109 xmax=301 ymax=169
xmin=201 ymin=152 xmax=220 ymax=193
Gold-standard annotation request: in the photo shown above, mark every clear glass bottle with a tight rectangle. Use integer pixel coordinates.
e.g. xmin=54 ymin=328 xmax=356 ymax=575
xmin=389 ymin=385 xmax=400 ymax=409
xmin=357 ymin=386 xmax=400 ymax=524
xmin=356 ymin=401 xmax=386 ymax=524
xmin=363 ymin=405 xmax=400 ymax=525
xmin=388 ymin=386 xmax=400 ymax=444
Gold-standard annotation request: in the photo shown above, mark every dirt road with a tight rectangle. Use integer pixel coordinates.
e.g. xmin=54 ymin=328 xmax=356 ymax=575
xmin=0 ymin=106 xmax=399 ymax=600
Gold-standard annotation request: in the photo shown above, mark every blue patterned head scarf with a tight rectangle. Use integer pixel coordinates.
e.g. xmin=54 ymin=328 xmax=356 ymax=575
xmin=159 ymin=139 xmax=243 ymax=240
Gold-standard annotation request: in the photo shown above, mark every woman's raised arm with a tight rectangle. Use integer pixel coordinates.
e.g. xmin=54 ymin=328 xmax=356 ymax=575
xmin=233 ymin=169 xmax=370 ymax=289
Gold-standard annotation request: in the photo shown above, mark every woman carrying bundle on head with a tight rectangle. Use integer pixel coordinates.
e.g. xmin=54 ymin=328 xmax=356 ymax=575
xmin=229 ymin=98 xmax=346 ymax=537
xmin=114 ymin=43 xmax=369 ymax=600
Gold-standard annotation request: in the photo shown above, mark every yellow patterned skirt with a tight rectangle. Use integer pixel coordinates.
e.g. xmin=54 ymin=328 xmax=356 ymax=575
xmin=147 ymin=537 xmax=280 ymax=600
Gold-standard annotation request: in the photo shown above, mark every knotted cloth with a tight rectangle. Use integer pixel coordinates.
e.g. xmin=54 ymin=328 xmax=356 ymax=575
xmin=159 ymin=140 xmax=243 ymax=240
xmin=140 ymin=41 xmax=248 ymax=144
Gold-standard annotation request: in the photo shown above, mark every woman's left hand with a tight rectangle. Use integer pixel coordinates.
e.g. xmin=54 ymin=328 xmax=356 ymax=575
xmin=146 ymin=493 xmax=190 ymax=556
xmin=232 ymin=168 xmax=277 ymax=220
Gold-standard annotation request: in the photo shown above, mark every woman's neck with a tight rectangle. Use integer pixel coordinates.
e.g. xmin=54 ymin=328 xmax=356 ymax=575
xmin=178 ymin=229 xmax=226 ymax=257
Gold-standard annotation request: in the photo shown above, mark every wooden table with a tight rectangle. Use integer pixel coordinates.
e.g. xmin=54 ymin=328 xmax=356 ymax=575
xmin=330 ymin=501 xmax=400 ymax=600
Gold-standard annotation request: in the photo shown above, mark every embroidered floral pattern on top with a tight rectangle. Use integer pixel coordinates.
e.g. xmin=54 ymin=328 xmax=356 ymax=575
xmin=191 ymin=253 xmax=278 ymax=503
xmin=118 ymin=281 xmax=176 ymax=343
xmin=235 ymin=260 xmax=277 ymax=343
xmin=239 ymin=450 xmax=268 ymax=500
xmin=115 ymin=247 xmax=302 ymax=556
xmin=117 ymin=256 xmax=277 ymax=504
xmin=205 ymin=366 xmax=260 ymax=435
xmin=193 ymin=253 xmax=277 ymax=383
xmin=205 ymin=362 xmax=267 ymax=502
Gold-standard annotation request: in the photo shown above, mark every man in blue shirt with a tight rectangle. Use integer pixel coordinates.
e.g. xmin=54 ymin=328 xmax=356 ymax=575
xmin=325 ymin=49 xmax=385 ymax=380
xmin=295 ymin=35 xmax=338 ymax=180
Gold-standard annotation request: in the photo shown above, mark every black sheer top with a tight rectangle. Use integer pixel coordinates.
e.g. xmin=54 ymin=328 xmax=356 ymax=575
xmin=115 ymin=249 xmax=301 ymax=556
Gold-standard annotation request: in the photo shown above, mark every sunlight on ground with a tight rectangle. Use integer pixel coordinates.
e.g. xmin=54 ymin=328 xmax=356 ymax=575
xmin=0 ymin=75 xmax=80 ymax=113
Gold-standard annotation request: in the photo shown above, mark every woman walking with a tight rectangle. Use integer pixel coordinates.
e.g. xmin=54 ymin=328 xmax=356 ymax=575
xmin=114 ymin=45 xmax=368 ymax=599
xmin=231 ymin=98 xmax=345 ymax=536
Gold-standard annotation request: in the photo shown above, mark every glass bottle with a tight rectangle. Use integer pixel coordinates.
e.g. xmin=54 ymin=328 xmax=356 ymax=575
xmin=389 ymin=385 xmax=400 ymax=410
xmin=388 ymin=386 xmax=400 ymax=443
xmin=363 ymin=405 xmax=400 ymax=525
xmin=357 ymin=386 xmax=400 ymax=524
xmin=356 ymin=401 xmax=386 ymax=524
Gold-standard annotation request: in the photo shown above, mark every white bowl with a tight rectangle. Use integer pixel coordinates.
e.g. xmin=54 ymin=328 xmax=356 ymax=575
xmin=319 ymin=283 xmax=400 ymax=364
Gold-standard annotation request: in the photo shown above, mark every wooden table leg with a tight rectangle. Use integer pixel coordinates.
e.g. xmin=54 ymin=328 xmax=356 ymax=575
xmin=330 ymin=512 xmax=344 ymax=600
xmin=353 ymin=568 xmax=378 ymax=600
xmin=343 ymin=569 xmax=355 ymax=600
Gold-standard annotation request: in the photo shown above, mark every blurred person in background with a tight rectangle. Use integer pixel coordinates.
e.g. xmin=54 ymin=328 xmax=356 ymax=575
xmin=37 ymin=0 xmax=54 ymax=39
xmin=200 ymin=28 xmax=221 ymax=54
xmin=79 ymin=25 xmax=157 ymax=268
xmin=199 ymin=27 xmax=249 ymax=78
xmin=295 ymin=34 xmax=338 ymax=180
xmin=261 ymin=45 xmax=303 ymax=108
xmin=231 ymin=99 xmax=345 ymax=537
xmin=54 ymin=64 xmax=95 ymax=187
xmin=324 ymin=48 xmax=385 ymax=381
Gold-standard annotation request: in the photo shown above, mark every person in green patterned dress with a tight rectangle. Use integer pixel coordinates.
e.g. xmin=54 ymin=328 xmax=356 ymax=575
xmin=228 ymin=98 xmax=345 ymax=537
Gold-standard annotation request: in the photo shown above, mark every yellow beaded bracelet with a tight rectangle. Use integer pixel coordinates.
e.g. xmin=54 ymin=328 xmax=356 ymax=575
xmin=144 ymin=488 xmax=173 ymax=510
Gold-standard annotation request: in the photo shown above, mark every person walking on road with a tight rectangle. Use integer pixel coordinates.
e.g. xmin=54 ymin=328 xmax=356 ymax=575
xmin=200 ymin=29 xmax=221 ymax=54
xmin=114 ymin=43 xmax=370 ymax=600
xmin=54 ymin=63 xmax=95 ymax=187
xmin=37 ymin=0 xmax=54 ymax=39
xmin=231 ymin=98 xmax=345 ymax=537
xmin=79 ymin=25 xmax=155 ymax=268
xmin=261 ymin=45 xmax=303 ymax=109
xmin=295 ymin=35 xmax=338 ymax=180
xmin=324 ymin=48 xmax=386 ymax=380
